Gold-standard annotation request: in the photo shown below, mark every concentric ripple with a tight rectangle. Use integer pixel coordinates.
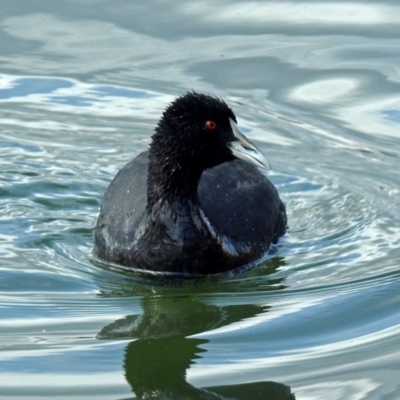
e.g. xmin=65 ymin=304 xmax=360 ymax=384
xmin=1 ymin=72 xmax=400 ymax=399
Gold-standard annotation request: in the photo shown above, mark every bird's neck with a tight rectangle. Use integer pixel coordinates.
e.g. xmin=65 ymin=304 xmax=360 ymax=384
xmin=146 ymin=153 xmax=204 ymax=212
xmin=145 ymin=137 xmax=217 ymax=245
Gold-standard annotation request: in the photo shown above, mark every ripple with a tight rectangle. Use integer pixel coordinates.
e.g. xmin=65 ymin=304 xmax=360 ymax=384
xmin=182 ymin=2 xmax=400 ymax=26
xmin=1 ymin=65 xmax=400 ymax=399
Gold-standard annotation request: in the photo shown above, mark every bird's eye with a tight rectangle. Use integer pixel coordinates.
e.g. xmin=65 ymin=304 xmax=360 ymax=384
xmin=205 ymin=120 xmax=217 ymax=130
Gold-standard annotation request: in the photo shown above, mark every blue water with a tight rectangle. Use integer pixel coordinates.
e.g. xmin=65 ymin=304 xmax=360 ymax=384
xmin=1 ymin=1 xmax=400 ymax=399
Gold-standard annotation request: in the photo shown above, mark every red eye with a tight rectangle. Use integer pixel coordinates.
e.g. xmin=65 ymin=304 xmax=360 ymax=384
xmin=205 ymin=120 xmax=217 ymax=130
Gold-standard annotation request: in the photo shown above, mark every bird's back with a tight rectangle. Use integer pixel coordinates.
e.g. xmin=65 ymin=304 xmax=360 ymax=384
xmin=94 ymin=151 xmax=286 ymax=269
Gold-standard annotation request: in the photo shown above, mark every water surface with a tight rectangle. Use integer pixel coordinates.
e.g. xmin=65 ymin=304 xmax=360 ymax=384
xmin=1 ymin=1 xmax=400 ymax=399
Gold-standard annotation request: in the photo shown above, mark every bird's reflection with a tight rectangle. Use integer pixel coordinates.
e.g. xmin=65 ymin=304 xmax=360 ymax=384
xmin=98 ymin=294 xmax=295 ymax=399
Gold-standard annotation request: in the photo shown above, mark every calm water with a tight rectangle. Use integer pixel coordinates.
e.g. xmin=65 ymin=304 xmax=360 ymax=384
xmin=1 ymin=1 xmax=400 ymax=399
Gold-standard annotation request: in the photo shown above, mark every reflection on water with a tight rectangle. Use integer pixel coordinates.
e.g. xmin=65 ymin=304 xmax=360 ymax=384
xmin=99 ymin=296 xmax=295 ymax=399
xmin=124 ymin=338 xmax=294 ymax=400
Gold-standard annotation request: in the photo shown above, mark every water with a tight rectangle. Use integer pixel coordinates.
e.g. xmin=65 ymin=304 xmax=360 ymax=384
xmin=1 ymin=1 xmax=400 ymax=399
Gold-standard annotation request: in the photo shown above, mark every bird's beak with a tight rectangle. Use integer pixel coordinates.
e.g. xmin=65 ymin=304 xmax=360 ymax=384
xmin=228 ymin=119 xmax=271 ymax=170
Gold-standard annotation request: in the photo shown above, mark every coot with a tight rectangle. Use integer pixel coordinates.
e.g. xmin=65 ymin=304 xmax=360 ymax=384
xmin=94 ymin=92 xmax=287 ymax=276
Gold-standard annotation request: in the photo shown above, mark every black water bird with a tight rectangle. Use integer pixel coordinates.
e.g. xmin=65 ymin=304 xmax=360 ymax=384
xmin=94 ymin=92 xmax=287 ymax=275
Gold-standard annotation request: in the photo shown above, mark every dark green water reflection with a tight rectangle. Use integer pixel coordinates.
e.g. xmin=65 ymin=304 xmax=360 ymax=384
xmin=99 ymin=296 xmax=294 ymax=399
